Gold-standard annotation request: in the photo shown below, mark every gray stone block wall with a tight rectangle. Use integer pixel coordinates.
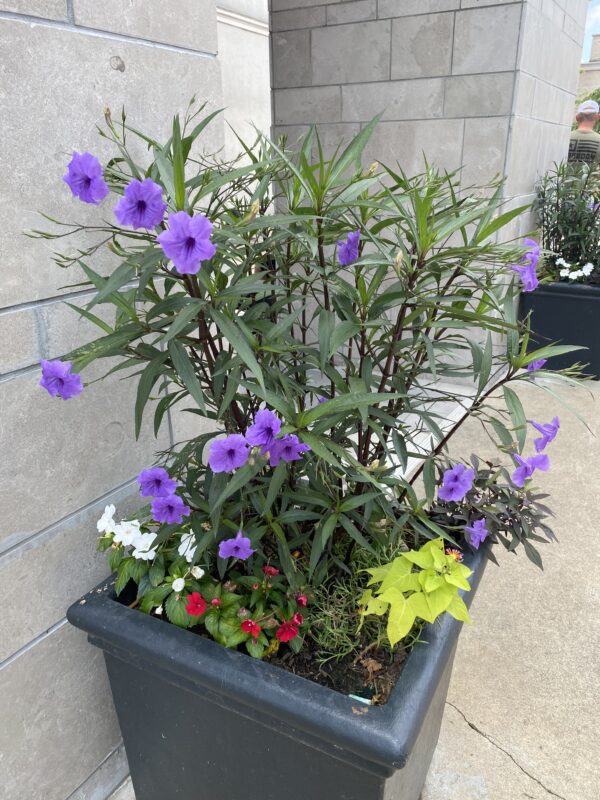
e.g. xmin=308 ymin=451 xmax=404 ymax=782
xmin=0 ymin=3 xmax=224 ymax=799
xmin=270 ymin=0 xmax=587 ymax=202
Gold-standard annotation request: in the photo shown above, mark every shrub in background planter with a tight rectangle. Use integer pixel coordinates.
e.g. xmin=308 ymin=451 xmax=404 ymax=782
xmin=530 ymin=162 xmax=600 ymax=377
xmin=34 ymin=104 xmax=576 ymax=799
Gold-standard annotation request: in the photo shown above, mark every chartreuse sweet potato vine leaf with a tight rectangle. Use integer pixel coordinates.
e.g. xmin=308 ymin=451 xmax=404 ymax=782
xmin=359 ymin=539 xmax=472 ymax=647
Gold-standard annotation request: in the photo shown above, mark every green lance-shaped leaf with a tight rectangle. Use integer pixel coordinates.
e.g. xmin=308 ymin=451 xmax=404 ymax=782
xmin=167 ymin=339 xmax=206 ymax=413
xmin=134 ymin=353 xmax=169 ymax=439
xmin=210 ymin=308 xmax=265 ymax=391
xmin=503 ymin=385 xmax=527 ymax=452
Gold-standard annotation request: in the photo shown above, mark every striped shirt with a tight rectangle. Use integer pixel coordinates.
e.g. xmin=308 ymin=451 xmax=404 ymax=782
xmin=568 ymin=129 xmax=600 ymax=164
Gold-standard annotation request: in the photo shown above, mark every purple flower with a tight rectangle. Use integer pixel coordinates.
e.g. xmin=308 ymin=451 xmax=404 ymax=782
xmin=464 ymin=518 xmax=489 ymax=550
xmin=526 ymin=358 xmax=547 ymax=373
xmin=151 ymin=494 xmax=190 ymax=524
xmin=138 ymin=467 xmax=177 ymax=498
xmin=208 ymin=434 xmax=249 ymax=473
xmin=438 ymin=463 xmax=475 ymax=502
xmin=530 ymin=417 xmax=560 ymax=453
xmin=269 ymin=434 xmax=311 ymax=467
xmin=511 ymin=239 xmax=540 ymax=293
xmin=245 ymin=409 xmax=281 ymax=451
xmin=317 ymin=395 xmax=327 ymax=404
xmin=157 ymin=211 xmax=216 ymax=275
xmin=39 ymin=359 xmax=83 ymax=400
xmin=511 ymin=453 xmax=550 ymax=488
xmin=114 ymin=179 xmax=167 ymax=229
xmin=218 ymin=530 xmax=255 ymax=561
xmin=63 ymin=152 xmax=109 ymax=205
xmin=337 ymin=229 xmax=361 ymax=266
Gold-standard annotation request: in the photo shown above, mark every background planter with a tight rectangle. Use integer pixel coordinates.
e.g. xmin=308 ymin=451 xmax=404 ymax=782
xmin=67 ymin=548 xmax=486 ymax=800
xmin=520 ymin=282 xmax=600 ymax=378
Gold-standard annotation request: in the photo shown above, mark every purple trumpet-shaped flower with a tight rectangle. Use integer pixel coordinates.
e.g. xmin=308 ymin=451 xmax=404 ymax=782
xmin=511 ymin=238 xmax=540 ymax=293
xmin=114 ymin=179 xmax=167 ymax=229
xmin=157 ymin=211 xmax=216 ymax=275
xmin=208 ymin=434 xmax=249 ymax=473
xmin=218 ymin=530 xmax=255 ymax=561
xmin=138 ymin=467 xmax=177 ymax=498
xmin=151 ymin=494 xmax=190 ymax=525
xmin=337 ymin=229 xmax=361 ymax=266
xmin=39 ymin=359 xmax=83 ymax=400
xmin=63 ymin=152 xmax=109 ymax=205
xmin=438 ymin=463 xmax=475 ymax=502
xmin=245 ymin=409 xmax=281 ymax=451
xmin=526 ymin=358 xmax=547 ymax=373
xmin=511 ymin=453 xmax=550 ymax=488
xmin=269 ymin=434 xmax=311 ymax=467
xmin=464 ymin=518 xmax=489 ymax=550
xmin=530 ymin=417 xmax=560 ymax=453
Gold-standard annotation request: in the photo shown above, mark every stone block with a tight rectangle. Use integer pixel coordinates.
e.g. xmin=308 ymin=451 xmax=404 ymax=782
xmin=217 ymin=17 xmax=271 ymax=158
xmin=452 ymin=5 xmax=521 ymax=75
xmin=327 ymin=0 xmax=376 ymax=25
xmin=218 ymin=0 xmax=269 ymax=23
xmin=311 ymin=19 xmax=391 ymax=85
xmin=0 ymin=623 xmax=122 ymax=800
xmin=461 ymin=116 xmax=510 ymax=187
xmin=391 ymin=13 xmax=454 ymax=80
xmin=444 ymin=72 xmax=514 ymax=118
xmin=460 ymin=0 xmax=515 ymax=7
xmin=362 ymin=118 xmax=465 ymax=177
xmin=0 ymin=0 xmax=67 ymax=20
xmin=271 ymin=0 xmax=340 ymax=10
xmin=0 ymin=481 xmax=142 ymax=661
xmin=378 ymin=0 xmax=459 ymax=16
xmin=34 ymin=294 xmax=115 ymax=361
xmin=72 ymin=0 xmax=218 ymax=53
xmin=271 ymin=29 xmax=311 ymax=88
xmin=0 ymin=366 xmax=170 ymax=550
xmin=342 ymin=78 xmax=444 ymax=122
xmin=0 ymin=307 xmax=38 ymax=374
xmin=273 ymin=85 xmax=342 ymax=124
xmin=504 ymin=116 xmax=570 ymax=196
xmin=0 ymin=17 xmax=222 ymax=309
xmin=513 ymin=70 xmax=536 ymax=118
xmin=271 ymin=6 xmax=326 ymax=31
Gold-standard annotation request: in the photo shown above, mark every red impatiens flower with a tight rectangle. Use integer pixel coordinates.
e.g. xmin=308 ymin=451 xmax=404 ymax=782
xmin=292 ymin=612 xmax=304 ymax=626
xmin=275 ymin=621 xmax=299 ymax=643
xmin=262 ymin=565 xmax=280 ymax=577
xmin=185 ymin=592 xmax=207 ymax=617
xmin=296 ymin=594 xmax=308 ymax=608
xmin=241 ymin=619 xmax=261 ymax=639
xmin=211 ymin=597 xmax=222 ymax=607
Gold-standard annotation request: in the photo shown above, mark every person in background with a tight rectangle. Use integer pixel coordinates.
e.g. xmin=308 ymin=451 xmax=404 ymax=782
xmin=568 ymin=100 xmax=600 ymax=164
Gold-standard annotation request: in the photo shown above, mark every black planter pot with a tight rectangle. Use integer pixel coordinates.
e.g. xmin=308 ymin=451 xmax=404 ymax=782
xmin=67 ymin=548 xmax=487 ymax=800
xmin=520 ymin=281 xmax=600 ymax=378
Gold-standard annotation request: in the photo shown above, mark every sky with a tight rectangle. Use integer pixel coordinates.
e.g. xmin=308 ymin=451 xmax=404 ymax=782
xmin=583 ymin=0 xmax=600 ymax=62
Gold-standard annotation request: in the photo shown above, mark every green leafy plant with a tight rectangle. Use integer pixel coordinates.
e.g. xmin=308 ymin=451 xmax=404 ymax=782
xmin=360 ymin=539 xmax=472 ymax=646
xmin=35 ymin=102 xmax=578 ymax=666
xmin=535 ymin=161 xmax=600 ymax=283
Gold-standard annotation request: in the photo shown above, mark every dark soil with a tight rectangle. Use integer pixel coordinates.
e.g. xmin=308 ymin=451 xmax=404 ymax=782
xmin=269 ymin=639 xmax=407 ymax=705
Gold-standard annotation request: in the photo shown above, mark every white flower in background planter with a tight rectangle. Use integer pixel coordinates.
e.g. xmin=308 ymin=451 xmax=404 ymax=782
xmin=582 ymin=263 xmax=594 ymax=276
xmin=113 ymin=519 xmax=142 ymax=547
xmin=191 ymin=566 xmax=205 ymax=579
xmin=97 ymin=504 xmax=116 ymax=534
xmin=172 ymin=577 xmax=185 ymax=593
xmin=178 ymin=532 xmax=197 ymax=563
xmin=559 ymin=268 xmax=570 ymax=278
xmin=155 ymin=605 xmax=163 ymax=615
xmin=131 ymin=531 xmax=157 ymax=561
xmin=568 ymin=270 xmax=584 ymax=280
xmin=556 ymin=257 xmax=569 ymax=268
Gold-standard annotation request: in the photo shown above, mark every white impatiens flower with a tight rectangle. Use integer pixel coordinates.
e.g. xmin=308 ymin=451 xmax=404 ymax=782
xmin=97 ymin=504 xmax=116 ymax=534
xmin=155 ymin=605 xmax=163 ymax=615
xmin=559 ymin=268 xmax=570 ymax=278
xmin=191 ymin=566 xmax=205 ymax=580
xmin=582 ymin=263 xmax=594 ymax=276
xmin=172 ymin=577 xmax=185 ymax=593
xmin=113 ymin=519 xmax=142 ymax=547
xmin=556 ymin=257 xmax=569 ymax=268
xmin=569 ymin=270 xmax=584 ymax=280
xmin=131 ymin=531 xmax=157 ymax=561
xmin=178 ymin=532 xmax=197 ymax=563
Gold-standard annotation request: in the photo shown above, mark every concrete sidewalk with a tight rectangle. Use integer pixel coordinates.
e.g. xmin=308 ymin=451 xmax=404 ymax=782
xmin=110 ymin=382 xmax=599 ymax=800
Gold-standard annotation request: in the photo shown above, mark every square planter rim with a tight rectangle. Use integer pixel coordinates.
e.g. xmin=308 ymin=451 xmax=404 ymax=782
xmin=535 ymin=281 xmax=600 ymax=299
xmin=67 ymin=547 xmax=487 ymax=775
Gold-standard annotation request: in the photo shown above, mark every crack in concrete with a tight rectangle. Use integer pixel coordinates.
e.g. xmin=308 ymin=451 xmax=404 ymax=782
xmin=445 ymin=702 xmax=568 ymax=800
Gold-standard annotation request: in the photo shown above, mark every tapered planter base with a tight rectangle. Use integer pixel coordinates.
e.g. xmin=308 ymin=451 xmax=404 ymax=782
xmin=68 ymin=549 xmax=487 ymax=800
